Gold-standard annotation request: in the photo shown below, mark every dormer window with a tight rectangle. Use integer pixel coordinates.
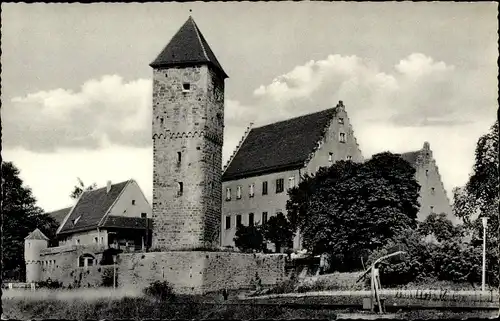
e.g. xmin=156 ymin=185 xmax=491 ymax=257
xmin=182 ymin=83 xmax=191 ymax=92
xmin=73 ymin=216 xmax=81 ymax=225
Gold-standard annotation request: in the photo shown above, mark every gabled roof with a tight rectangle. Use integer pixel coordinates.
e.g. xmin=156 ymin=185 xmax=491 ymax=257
xmin=25 ymin=228 xmax=49 ymax=241
xmin=47 ymin=207 xmax=72 ymax=225
xmin=150 ymin=16 xmax=228 ymax=79
xmin=222 ymin=107 xmax=338 ymax=181
xmin=102 ymin=216 xmax=153 ymax=230
xmin=58 ymin=180 xmax=130 ymax=235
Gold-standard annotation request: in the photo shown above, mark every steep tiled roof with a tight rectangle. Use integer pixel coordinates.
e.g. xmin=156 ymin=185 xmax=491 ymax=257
xmin=102 ymin=216 xmax=153 ymax=230
xmin=47 ymin=207 xmax=72 ymax=225
xmin=25 ymin=228 xmax=49 ymax=241
xmin=222 ymin=108 xmax=338 ymax=181
xmin=58 ymin=181 xmax=130 ymax=235
xmin=150 ymin=16 xmax=228 ymax=79
xmin=400 ymin=151 xmax=421 ymax=167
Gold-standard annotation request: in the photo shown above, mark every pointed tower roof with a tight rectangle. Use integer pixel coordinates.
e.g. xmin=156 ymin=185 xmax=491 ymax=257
xmin=150 ymin=16 xmax=228 ymax=79
xmin=25 ymin=228 xmax=49 ymax=241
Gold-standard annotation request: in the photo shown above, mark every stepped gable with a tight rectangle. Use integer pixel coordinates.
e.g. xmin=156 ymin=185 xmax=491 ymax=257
xmin=46 ymin=207 xmax=72 ymax=225
xmin=222 ymin=108 xmax=338 ymax=181
xmin=58 ymin=180 xmax=130 ymax=235
xmin=150 ymin=16 xmax=228 ymax=79
xmin=25 ymin=228 xmax=49 ymax=241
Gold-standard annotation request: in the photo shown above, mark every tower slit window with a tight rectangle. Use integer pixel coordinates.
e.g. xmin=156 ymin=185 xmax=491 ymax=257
xmin=177 ymin=152 xmax=182 ymax=164
xmin=339 ymin=132 xmax=346 ymax=143
xmin=177 ymin=182 xmax=183 ymax=196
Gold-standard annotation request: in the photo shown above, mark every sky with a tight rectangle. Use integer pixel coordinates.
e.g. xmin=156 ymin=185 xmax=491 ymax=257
xmin=2 ymin=2 xmax=498 ymax=212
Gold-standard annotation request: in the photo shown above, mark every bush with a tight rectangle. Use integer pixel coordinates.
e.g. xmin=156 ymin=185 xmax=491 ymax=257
xmin=143 ymin=281 xmax=175 ymax=301
xmin=267 ymin=278 xmax=299 ymax=295
xmin=101 ymin=267 xmax=116 ymax=287
xmin=37 ymin=279 xmax=63 ymax=289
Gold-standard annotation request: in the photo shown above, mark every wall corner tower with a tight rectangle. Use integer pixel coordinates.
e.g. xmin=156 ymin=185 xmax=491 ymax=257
xmin=150 ymin=17 xmax=228 ymax=250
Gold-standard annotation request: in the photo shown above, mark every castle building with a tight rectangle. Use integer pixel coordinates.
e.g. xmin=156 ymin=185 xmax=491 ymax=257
xmin=221 ymin=101 xmax=364 ymax=250
xmin=55 ymin=179 xmax=152 ymax=250
xmin=399 ymin=142 xmax=455 ymax=224
xmin=150 ymin=16 xmax=227 ymax=250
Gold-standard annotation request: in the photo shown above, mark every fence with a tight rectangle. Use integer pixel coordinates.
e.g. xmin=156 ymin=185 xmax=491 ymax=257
xmin=3 ymin=282 xmax=36 ymax=291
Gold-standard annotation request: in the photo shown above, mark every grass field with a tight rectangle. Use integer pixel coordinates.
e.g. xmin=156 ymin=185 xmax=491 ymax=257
xmin=2 ymin=288 xmax=498 ymax=320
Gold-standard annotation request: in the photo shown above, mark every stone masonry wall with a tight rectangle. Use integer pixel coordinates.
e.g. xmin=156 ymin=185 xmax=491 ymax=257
xmin=152 ymin=65 xmax=224 ymax=250
xmin=35 ymin=249 xmax=287 ymax=294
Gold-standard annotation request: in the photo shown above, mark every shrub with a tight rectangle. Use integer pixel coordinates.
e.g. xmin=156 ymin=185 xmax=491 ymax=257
xmin=267 ymin=277 xmax=299 ymax=295
xmin=143 ymin=281 xmax=175 ymax=301
xmin=37 ymin=279 xmax=63 ymax=289
xmin=101 ymin=267 xmax=117 ymax=287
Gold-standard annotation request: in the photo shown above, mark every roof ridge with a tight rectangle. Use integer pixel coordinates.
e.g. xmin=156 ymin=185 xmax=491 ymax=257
xmin=253 ymin=107 xmax=336 ymax=130
xmin=190 ymin=17 xmax=210 ymax=62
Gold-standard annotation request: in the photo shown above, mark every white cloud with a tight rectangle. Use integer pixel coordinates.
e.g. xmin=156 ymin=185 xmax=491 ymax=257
xmin=4 ymin=75 xmax=152 ymax=151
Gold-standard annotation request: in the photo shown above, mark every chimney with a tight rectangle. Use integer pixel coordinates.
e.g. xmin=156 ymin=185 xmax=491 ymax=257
xmin=106 ymin=180 xmax=112 ymax=194
xmin=423 ymin=141 xmax=430 ymax=150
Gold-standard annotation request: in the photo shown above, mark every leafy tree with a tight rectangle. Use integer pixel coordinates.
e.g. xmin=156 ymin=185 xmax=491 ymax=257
xmin=70 ymin=177 xmax=97 ymax=200
xmin=453 ymin=120 xmax=499 ymax=286
xmin=261 ymin=212 xmax=294 ymax=253
xmin=233 ymin=224 xmax=264 ymax=253
xmin=287 ymin=153 xmax=420 ymax=271
xmin=2 ymin=161 xmax=59 ymax=281
xmin=367 ymin=229 xmax=437 ymax=286
xmin=418 ymin=212 xmax=464 ymax=243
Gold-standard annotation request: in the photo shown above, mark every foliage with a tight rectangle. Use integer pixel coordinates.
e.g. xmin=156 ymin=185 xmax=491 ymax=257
xmin=452 ymin=120 xmax=499 ymax=285
xmin=261 ymin=212 xmax=294 ymax=253
xmin=2 ymin=161 xmax=60 ymax=281
xmin=233 ymin=224 xmax=264 ymax=253
xmin=37 ymin=279 xmax=63 ymax=289
xmin=418 ymin=212 xmax=464 ymax=243
xmin=367 ymin=227 xmax=490 ymax=287
xmin=266 ymin=277 xmax=299 ymax=295
xmin=287 ymin=153 xmax=420 ymax=271
xmin=70 ymin=177 xmax=97 ymax=200
xmin=143 ymin=281 xmax=175 ymax=301
xmin=101 ymin=267 xmax=117 ymax=287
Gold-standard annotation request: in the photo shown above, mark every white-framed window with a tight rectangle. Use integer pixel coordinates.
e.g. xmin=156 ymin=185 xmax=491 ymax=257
xmin=236 ymin=186 xmax=242 ymax=199
xmin=249 ymin=184 xmax=255 ymax=198
xmin=288 ymin=177 xmax=295 ymax=189
xmin=226 ymin=187 xmax=231 ymax=201
xmin=339 ymin=132 xmax=346 ymax=143
xmin=329 ymin=152 xmax=333 ymax=162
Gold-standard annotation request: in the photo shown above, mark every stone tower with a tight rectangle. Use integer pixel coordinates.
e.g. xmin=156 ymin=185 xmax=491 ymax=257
xmin=24 ymin=228 xmax=49 ymax=283
xmin=150 ymin=17 xmax=228 ymax=250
